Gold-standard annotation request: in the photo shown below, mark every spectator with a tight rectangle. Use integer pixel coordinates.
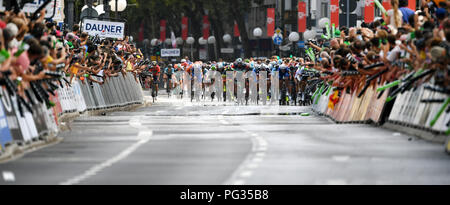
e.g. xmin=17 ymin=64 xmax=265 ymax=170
xmin=399 ymin=0 xmax=416 ymax=24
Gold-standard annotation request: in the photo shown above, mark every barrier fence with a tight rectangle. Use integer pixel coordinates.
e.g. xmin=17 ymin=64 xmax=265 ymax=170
xmin=0 ymin=73 xmax=144 ymax=153
xmin=311 ymin=80 xmax=450 ymax=135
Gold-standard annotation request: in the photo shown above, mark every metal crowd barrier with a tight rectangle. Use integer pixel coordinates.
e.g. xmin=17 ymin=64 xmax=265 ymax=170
xmin=0 ymin=73 xmax=144 ymax=152
xmin=311 ymin=79 xmax=449 ymax=134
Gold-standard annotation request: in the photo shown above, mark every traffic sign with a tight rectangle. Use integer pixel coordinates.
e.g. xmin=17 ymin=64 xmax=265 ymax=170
xmin=298 ymin=41 xmax=305 ymax=48
xmin=273 ymin=36 xmax=283 ymax=45
xmin=275 ymin=28 xmax=282 ymax=35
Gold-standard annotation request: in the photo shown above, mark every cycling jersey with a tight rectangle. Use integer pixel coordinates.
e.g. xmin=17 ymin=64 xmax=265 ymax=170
xmin=278 ymin=64 xmax=290 ymax=79
xmin=164 ymin=67 xmax=175 ymax=76
xmin=232 ymin=62 xmax=249 ymax=72
xmin=149 ymin=65 xmax=161 ymax=75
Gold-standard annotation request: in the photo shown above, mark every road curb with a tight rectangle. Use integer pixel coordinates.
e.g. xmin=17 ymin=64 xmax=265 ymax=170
xmin=0 ymin=134 xmax=63 ymax=164
xmin=311 ymin=108 xmax=449 ymax=151
xmin=383 ymin=122 xmax=447 ymax=144
xmin=445 ymin=136 xmax=450 ymax=155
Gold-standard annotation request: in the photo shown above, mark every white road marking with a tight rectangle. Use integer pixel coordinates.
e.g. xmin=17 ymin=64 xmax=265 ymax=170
xmin=257 ymin=146 xmax=268 ymax=152
xmin=255 ymin=152 xmax=266 ymax=158
xmin=220 ymin=111 xmax=269 ymax=185
xmin=232 ymin=180 xmax=245 ymax=185
xmin=332 ymin=155 xmax=350 ymax=162
xmin=247 ymin=163 xmax=259 ymax=169
xmin=60 ymin=131 xmax=152 ymax=185
xmin=240 ymin=171 xmax=253 ymax=178
xmin=252 ymin=157 xmax=263 ymax=163
xmin=60 ymin=117 xmax=153 ymax=185
xmin=393 ymin=132 xmax=402 ymax=136
xmin=2 ymin=171 xmax=15 ymax=182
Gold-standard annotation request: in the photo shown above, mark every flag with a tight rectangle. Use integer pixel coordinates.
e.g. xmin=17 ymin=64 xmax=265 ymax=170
xmin=382 ymin=0 xmax=391 ymax=11
xmin=330 ymin=0 xmax=339 ymax=27
xmin=408 ymin=0 xmax=415 ymax=11
xmin=171 ymin=31 xmax=176 ymax=48
xmin=364 ymin=0 xmax=375 ymax=23
xmin=234 ymin=21 xmax=240 ymax=37
xmin=160 ymin=20 xmax=166 ymax=42
xmin=298 ymin=1 xmax=306 ymax=33
xmin=138 ymin=21 xmax=144 ymax=42
xmin=267 ymin=8 xmax=275 ymax=36
xmin=182 ymin=17 xmax=188 ymax=40
xmin=202 ymin=15 xmax=210 ymax=39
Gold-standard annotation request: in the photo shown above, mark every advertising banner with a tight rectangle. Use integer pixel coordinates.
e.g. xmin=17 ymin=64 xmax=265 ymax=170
xmin=0 ymin=88 xmax=24 ymax=142
xmin=364 ymin=0 xmax=375 ymax=23
xmin=22 ymin=0 xmax=64 ymax=21
xmin=160 ymin=20 xmax=166 ymax=42
xmin=267 ymin=8 xmax=275 ymax=36
xmin=203 ymin=15 xmax=210 ymax=39
xmin=408 ymin=0 xmax=415 ymax=11
xmin=82 ymin=19 xmax=125 ymax=39
xmin=382 ymin=0 xmax=391 ymax=11
xmin=161 ymin=49 xmax=181 ymax=57
xmin=234 ymin=21 xmax=240 ymax=37
xmin=298 ymin=1 xmax=306 ymax=33
xmin=0 ymin=99 xmax=13 ymax=151
xmin=331 ymin=0 xmax=340 ymax=27
xmin=182 ymin=17 xmax=189 ymax=40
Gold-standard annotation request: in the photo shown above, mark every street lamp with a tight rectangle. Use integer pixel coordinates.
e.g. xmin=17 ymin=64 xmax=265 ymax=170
xmin=186 ymin=37 xmax=195 ymax=60
xmin=303 ymin=30 xmax=316 ymax=41
xmin=223 ymin=34 xmax=232 ymax=44
xmin=253 ymin=27 xmax=262 ymax=58
xmin=151 ymin=38 xmax=158 ymax=46
xmin=199 ymin=37 xmax=207 ymax=60
xmin=288 ymin=32 xmax=300 ymax=57
xmin=164 ymin=39 xmax=172 ymax=48
xmin=208 ymin=36 xmax=216 ymax=61
xmin=109 ymin=0 xmax=127 ymax=18
xmin=223 ymin=34 xmax=232 ymax=61
xmin=176 ymin=37 xmax=184 ymax=46
xmin=95 ymin=4 xmax=105 ymax=16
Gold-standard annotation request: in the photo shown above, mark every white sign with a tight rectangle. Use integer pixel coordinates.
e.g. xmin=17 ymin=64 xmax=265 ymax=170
xmin=23 ymin=0 xmax=64 ymax=21
xmin=161 ymin=49 xmax=181 ymax=57
xmin=220 ymin=48 xmax=234 ymax=54
xmin=82 ymin=19 xmax=125 ymax=39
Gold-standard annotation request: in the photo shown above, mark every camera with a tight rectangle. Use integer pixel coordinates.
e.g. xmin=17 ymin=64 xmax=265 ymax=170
xmin=346 ymin=53 xmax=358 ymax=64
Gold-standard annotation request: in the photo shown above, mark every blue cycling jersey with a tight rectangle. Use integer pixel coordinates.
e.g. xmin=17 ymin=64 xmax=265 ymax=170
xmin=164 ymin=67 xmax=175 ymax=75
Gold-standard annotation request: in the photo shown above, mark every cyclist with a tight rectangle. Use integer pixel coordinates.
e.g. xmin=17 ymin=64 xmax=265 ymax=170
xmin=164 ymin=64 xmax=175 ymax=96
xmin=149 ymin=61 xmax=161 ymax=98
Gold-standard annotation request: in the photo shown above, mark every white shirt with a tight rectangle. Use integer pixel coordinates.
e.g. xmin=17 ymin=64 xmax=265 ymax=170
xmin=387 ymin=9 xmax=403 ymax=34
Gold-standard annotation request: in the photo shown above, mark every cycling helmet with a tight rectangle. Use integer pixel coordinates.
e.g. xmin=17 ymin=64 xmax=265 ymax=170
xmin=181 ymin=59 xmax=186 ymax=63
xmin=236 ymin=58 xmax=243 ymax=63
xmin=152 ymin=61 xmax=157 ymax=66
xmin=168 ymin=64 xmax=173 ymax=67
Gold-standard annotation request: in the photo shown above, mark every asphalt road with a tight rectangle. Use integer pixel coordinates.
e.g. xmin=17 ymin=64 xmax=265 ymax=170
xmin=1 ymin=91 xmax=449 ymax=185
